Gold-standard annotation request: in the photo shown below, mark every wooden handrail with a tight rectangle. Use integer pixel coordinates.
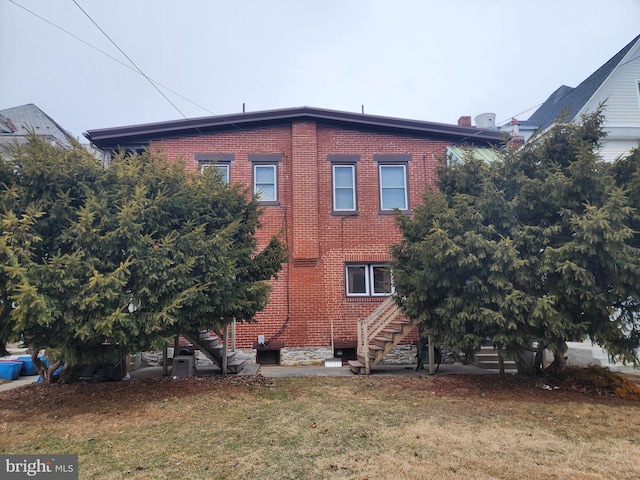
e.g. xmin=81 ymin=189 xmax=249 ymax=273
xmin=356 ymin=297 xmax=404 ymax=374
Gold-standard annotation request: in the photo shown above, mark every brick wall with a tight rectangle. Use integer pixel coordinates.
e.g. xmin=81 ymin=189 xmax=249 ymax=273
xmin=151 ymin=122 xmax=449 ymax=350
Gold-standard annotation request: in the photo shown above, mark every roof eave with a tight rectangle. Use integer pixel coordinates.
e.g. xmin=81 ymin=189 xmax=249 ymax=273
xmin=84 ymin=107 xmax=505 ymax=150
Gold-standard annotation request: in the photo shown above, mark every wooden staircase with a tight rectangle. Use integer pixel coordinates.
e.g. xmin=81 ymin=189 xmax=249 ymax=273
xmin=349 ymin=297 xmax=419 ymax=375
xmin=182 ymin=331 xmax=246 ymax=374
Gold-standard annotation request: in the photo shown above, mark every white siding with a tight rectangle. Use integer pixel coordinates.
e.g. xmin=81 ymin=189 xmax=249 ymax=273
xmin=579 ymin=39 xmax=640 ymax=161
xmin=580 ymin=40 xmax=640 ymax=126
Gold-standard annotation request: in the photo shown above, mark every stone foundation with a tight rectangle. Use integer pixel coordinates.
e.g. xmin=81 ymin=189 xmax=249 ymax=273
xmin=377 ymin=344 xmax=417 ymax=365
xmin=280 ymin=347 xmax=334 ymax=366
xmin=267 ymin=345 xmax=417 ymax=366
xmin=134 ymin=345 xmax=418 ymax=369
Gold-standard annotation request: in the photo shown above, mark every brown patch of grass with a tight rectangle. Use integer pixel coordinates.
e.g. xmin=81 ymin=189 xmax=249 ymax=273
xmin=1 ymin=375 xmax=639 ymax=479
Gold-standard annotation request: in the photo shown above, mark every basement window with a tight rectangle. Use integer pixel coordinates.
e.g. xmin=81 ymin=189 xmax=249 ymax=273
xmin=345 ymin=264 xmax=394 ymax=297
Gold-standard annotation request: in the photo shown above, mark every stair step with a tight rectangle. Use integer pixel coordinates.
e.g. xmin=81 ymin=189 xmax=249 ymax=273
xmin=389 ymin=321 xmax=413 ymax=328
xmin=227 ymin=359 xmax=246 ymax=374
xmin=348 ymin=360 xmax=366 ymax=374
xmin=208 ymin=345 xmax=237 ymax=359
xmin=368 ymin=344 xmax=384 ymax=351
xmin=382 ymin=328 xmax=402 ymax=335
xmin=475 ymin=361 xmax=517 ymax=370
xmin=374 ymin=336 xmax=394 ymax=344
xmin=475 ymin=353 xmax=504 ymax=360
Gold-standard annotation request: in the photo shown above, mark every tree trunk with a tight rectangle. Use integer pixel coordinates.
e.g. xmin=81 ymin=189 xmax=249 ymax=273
xmin=545 ymin=344 xmax=568 ymax=377
xmin=497 ymin=344 xmax=505 ymax=375
xmin=32 ymin=352 xmax=61 ymax=383
xmin=0 ymin=342 xmax=9 ymax=357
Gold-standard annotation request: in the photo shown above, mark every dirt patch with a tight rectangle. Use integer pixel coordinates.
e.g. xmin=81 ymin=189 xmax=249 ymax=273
xmin=0 ymin=372 xmax=636 ymax=420
xmin=0 ymin=375 xmax=274 ymax=420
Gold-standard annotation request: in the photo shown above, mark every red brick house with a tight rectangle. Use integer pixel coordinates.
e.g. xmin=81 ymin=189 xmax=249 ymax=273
xmin=85 ymin=107 xmax=503 ymax=366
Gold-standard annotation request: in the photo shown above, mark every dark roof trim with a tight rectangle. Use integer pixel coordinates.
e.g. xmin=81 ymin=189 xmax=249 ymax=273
xmin=84 ymin=106 xmax=504 ymax=150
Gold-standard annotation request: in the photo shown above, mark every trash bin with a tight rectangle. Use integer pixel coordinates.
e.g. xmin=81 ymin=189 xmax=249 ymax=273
xmin=172 ymin=355 xmax=196 ymax=377
xmin=0 ymin=361 xmax=22 ymax=380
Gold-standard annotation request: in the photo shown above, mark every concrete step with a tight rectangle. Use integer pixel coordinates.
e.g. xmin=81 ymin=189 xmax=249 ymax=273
xmin=348 ymin=360 xmax=366 ymax=374
xmin=226 ymin=359 xmax=246 ymax=374
xmin=474 ymin=360 xmax=517 ymax=370
xmin=474 ymin=348 xmax=516 ymax=370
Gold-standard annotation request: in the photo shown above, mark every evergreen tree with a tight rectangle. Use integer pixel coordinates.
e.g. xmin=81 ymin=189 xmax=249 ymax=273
xmin=392 ymin=110 xmax=640 ymax=374
xmin=0 ymin=136 xmax=286 ymax=381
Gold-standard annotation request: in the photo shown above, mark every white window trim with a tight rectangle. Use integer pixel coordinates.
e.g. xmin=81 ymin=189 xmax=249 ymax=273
xmin=253 ymin=163 xmax=278 ymax=202
xmin=346 ymin=264 xmax=394 ymax=297
xmin=332 ymin=164 xmax=356 ymax=211
xmin=379 ymin=164 xmax=408 ymax=211
xmin=200 ymin=162 xmax=230 ymax=182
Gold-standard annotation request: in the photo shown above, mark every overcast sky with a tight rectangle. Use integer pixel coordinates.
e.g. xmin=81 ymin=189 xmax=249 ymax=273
xmin=1 ymin=0 xmax=639 ymax=142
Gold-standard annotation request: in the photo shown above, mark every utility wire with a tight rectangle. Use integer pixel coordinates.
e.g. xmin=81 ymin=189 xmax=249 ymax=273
xmin=9 ymin=0 xmax=638 ymax=146
xmin=72 ymin=0 xmax=191 ymax=121
xmin=69 ymin=0 xmax=240 ymax=163
xmin=7 ymin=0 xmax=216 ymax=116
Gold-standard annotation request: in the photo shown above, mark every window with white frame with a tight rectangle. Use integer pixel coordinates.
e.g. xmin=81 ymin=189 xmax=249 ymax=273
xmin=195 ymin=153 xmax=233 ymax=183
xmin=200 ymin=162 xmax=230 ymax=182
xmin=379 ymin=164 xmax=408 ymax=211
xmin=328 ymin=154 xmax=360 ymax=214
xmin=250 ymin=154 xmax=281 ymax=204
xmin=374 ymin=154 xmax=410 ymax=212
xmin=333 ymin=164 xmax=356 ymax=211
xmin=254 ymin=164 xmax=277 ymax=201
xmin=345 ymin=264 xmax=394 ymax=297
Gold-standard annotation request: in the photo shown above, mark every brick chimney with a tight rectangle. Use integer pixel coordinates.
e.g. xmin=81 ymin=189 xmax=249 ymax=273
xmin=507 ymin=118 xmax=524 ymax=150
xmin=457 ymin=116 xmax=472 ymax=127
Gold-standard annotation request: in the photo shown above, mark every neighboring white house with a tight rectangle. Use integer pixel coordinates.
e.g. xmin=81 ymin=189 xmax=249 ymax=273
xmin=507 ymin=34 xmax=640 ymax=162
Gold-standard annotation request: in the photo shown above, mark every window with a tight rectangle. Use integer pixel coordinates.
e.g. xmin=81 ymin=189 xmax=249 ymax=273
xmin=346 ymin=264 xmax=394 ymax=297
xmin=333 ymin=164 xmax=356 ymax=211
xmin=379 ymin=164 xmax=407 ymax=210
xmin=200 ymin=163 xmax=229 ymax=182
xmin=375 ymin=154 xmax=410 ymax=212
xmin=250 ymin=154 xmax=281 ymax=205
xmin=254 ymin=164 xmax=277 ymax=201
xmin=195 ymin=153 xmax=234 ymax=183
xmin=328 ymin=154 xmax=360 ymax=214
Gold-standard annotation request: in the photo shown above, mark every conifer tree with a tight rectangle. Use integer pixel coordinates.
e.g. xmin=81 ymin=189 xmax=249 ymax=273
xmin=0 ymin=135 xmax=286 ymax=381
xmin=392 ymin=110 xmax=640 ymax=374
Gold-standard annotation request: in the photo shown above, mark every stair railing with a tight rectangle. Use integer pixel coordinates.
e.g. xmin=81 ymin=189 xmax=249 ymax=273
xmin=356 ymin=297 xmax=402 ymax=374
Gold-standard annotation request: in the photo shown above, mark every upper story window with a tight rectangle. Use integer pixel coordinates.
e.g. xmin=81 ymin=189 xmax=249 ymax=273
xmin=201 ymin=163 xmax=230 ymax=182
xmin=249 ymin=154 xmax=281 ymax=205
xmin=375 ymin=154 xmax=411 ymax=212
xmin=328 ymin=154 xmax=360 ymax=214
xmin=195 ymin=153 xmax=234 ymax=183
xmin=346 ymin=263 xmax=394 ymax=297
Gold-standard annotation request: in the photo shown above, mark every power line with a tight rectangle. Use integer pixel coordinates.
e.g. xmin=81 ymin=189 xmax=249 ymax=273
xmin=69 ymin=0 xmax=240 ymax=163
xmin=7 ymin=0 xmax=217 ymax=116
xmin=72 ymin=0 xmax=191 ymax=121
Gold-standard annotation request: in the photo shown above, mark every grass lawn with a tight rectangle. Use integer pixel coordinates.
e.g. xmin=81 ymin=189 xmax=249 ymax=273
xmin=1 ymin=374 xmax=639 ymax=479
